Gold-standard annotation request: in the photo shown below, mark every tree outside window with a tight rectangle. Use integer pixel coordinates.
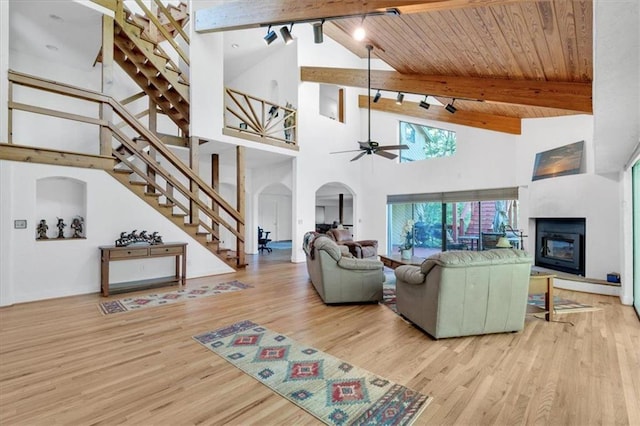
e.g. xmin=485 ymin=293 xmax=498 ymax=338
xmin=399 ymin=121 xmax=456 ymax=162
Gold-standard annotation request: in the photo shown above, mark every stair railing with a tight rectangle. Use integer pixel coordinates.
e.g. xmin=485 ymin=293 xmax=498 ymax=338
xmin=7 ymin=70 xmax=245 ymax=266
xmin=225 ymin=87 xmax=297 ymax=147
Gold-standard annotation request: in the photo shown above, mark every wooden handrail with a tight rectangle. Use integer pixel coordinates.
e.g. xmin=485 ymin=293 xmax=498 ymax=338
xmin=225 ymin=87 xmax=297 ymax=146
xmin=8 ymin=70 xmax=245 ymax=241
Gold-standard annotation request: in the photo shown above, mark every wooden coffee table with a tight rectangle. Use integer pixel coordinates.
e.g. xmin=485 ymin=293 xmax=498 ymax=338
xmin=379 ymin=253 xmax=424 ymax=269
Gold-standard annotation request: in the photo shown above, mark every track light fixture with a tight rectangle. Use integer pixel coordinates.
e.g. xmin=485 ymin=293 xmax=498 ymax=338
xmin=353 ymin=16 xmax=366 ymax=41
xmin=419 ymin=96 xmax=431 ymax=110
xmin=445 ymin=99 xmax=457 ymax=114
xmin=373 ymin=89 xmax=381 ymax=103
xmin=280 ymin=23 xmax=294 ymax=44
xmin=313 ymin=20 xmax=324 ymax=44
xmin=264 ymin=25 xmax=277 ymax=45
xmin=396 ymin=92 xmax=404 ymax=105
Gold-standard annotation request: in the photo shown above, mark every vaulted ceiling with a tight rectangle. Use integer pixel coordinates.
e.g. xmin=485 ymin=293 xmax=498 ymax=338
xmin=196 ymin=0 xmax=593 ymax=134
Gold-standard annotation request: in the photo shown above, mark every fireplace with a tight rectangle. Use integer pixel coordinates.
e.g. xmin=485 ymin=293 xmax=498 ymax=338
xmin=535 ymin=218 xmax=585 ymax=276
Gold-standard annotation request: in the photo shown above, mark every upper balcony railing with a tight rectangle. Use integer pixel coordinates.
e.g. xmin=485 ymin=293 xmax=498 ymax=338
xmin=224 ymin=87 xmax=297 ymax=149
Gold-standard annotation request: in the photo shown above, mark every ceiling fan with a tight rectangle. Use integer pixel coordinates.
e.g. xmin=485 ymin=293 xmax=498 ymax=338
xmin=331 ymin=44 xmax=409 ymax=162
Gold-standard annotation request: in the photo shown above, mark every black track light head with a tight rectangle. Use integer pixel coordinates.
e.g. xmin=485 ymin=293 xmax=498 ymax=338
xmin=264 ymin=26 xmax=277 ymax=45
xmin=396 ymin=92 xmax=404 ymax=105
xmin=373 ymin=90 xmax=381 ymax=103
xmin=419 ymin=96 xmax=430 ymax=110
xmin=280 ymin=23 xmax=294 ymax=44
xmin=313 ymin=20 xmax=324 ymax=44
xmin=445 ymin=99 xmax=457 ymax=113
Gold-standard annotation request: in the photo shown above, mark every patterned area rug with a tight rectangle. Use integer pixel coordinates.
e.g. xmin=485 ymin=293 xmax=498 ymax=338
xmin=382 ymin=282 xmax=398 ymax=314
xmin=193 ymin=320 xmax=432 ymax=425
xmin=528 ymin=294 xmax=601 ymax=314
xmin=98 ymin=281 xmax=252 ymax=315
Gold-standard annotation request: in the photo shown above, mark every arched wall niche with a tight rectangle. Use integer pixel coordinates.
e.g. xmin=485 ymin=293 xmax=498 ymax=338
xmin=35 ymin=176 xmax=87 ymax=240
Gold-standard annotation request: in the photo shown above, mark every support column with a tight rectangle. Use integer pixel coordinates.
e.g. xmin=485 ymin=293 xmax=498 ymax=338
xmin=0 ymin=0 xmax=8 ymax=143
xmin=100 ymin=14 xmax=114 ymax=157
xmin=236 ymin=146 xmax=246 ymax=266
xmin=211 ymin=153 xmax=220 ymax=235
xmin=189 ymin=137 xmax=200 ymax=225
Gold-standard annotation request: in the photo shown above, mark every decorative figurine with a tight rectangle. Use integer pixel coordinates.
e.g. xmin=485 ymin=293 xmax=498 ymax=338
xmin=36 ymin=219 xmax=49 ymax=240
xmin=115 ymin=230 xmax=163 ymax=246
xmin=70 ymin=216 xmax=84 ymax=238
xmin=56 ymin=218 xmax=66 ymax=239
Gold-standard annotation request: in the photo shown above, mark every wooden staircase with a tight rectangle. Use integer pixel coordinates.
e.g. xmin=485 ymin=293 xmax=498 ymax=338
xmin=94 ymin=2 xmax=243 ymax=267
xmin=100 ymin=0 xmax=190 ymax=135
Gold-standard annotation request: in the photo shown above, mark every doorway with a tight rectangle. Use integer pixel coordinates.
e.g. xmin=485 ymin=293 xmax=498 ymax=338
xmin=315 ymin=183 xmax=354 ymax=234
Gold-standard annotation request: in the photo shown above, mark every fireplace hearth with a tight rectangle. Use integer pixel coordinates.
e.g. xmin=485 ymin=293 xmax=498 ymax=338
xmin=535 ymin=218 xmax=585 ymax=276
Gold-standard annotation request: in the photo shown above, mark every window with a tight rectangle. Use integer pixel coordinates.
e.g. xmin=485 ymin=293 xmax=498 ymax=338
xmin=319 ymin=84 xmax=345 ymax=123
xmin=399 ymin=121 xmax=456 ymax=162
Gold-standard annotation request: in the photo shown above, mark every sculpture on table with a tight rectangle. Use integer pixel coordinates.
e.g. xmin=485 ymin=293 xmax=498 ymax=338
xmin=115 ymin=229 xmax=163 ymax=247
xmin=36 ymin=219 xmax=49 ymax=240
xmin=56 ymin=218 xmax=66 ymax=239
xmin=70 ymin=216 xmax=84 ymax=238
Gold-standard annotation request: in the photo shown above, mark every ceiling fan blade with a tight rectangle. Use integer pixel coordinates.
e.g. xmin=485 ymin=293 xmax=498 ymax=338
xmin=376 ymin=144 xmax=410 ymax=151
xmin=350 ymin=151 xmax=368 ymax=162
xmin=330 ymin=149 xmax=364 ymax=154
xmin=374 ymin=150 xmax=398 ymax=160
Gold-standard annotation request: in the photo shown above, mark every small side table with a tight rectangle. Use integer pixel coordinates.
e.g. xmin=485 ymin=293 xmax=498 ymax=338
xmin=529 ymin=273 xmax=555 ymax=321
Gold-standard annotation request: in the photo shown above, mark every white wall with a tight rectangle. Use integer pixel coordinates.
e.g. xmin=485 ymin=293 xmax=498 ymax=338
xmin=0 ymin=160 xmax=232 ymax=306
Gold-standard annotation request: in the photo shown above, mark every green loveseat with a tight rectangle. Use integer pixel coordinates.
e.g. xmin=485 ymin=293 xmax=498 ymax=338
xmin=395 ymin=249 xmax=533 ymax=339
xmin=303 ymin=232 xmax=384 ymax=304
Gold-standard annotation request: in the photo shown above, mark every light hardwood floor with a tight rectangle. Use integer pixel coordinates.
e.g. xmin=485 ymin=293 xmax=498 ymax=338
xmin=1 ymin=252 xmax=639 ymax=425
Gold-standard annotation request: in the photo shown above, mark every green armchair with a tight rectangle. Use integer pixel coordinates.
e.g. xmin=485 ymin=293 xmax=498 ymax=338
xmin=395 ymin=249 xmax=533 ymax=339
xmin=303 ymin=232 xmax=384 ymax=304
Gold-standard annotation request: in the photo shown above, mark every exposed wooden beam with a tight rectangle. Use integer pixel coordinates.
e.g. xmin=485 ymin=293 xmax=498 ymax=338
xmin=358 ymin=95 xmax=521 ymax=134
xmin=303 ymin=67 xmax=592 ymax=113
xmin=195 ymin=0 xmax=428 ymax=33
xmin=0 ymin=143 xmax=115 ymax=170
xmin=194 ymin=0 xmax=525 ymax=33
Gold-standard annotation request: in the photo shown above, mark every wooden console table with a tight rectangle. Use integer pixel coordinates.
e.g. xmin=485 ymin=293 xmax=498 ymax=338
xmin=99 ymin=242 xmax=187 ymax=296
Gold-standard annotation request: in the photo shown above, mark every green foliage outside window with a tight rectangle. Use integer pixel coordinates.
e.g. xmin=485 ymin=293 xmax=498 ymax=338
xmin=399 ymin=121 xmax=456 ymax=162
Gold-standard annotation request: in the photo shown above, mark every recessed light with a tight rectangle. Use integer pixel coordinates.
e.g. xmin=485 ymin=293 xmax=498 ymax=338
xmin=49 ymin=14 xmax=63 ymax=21
xmin=231 ymin=43 xmax=239 ymax=49
xmin=45 ymin=44 xmax=59 ymax=51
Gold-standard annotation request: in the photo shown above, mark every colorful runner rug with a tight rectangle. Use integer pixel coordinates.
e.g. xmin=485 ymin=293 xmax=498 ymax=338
xmin=528 ymin=294 xmax=601 ymax=314
xmin=99 ymin=281 xmax=252 ymax=315
xmin=193 ymin=320 xmax=432 ymax=425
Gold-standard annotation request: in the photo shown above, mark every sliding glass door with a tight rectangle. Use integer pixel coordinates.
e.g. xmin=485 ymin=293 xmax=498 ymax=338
xmin=387 ymin=188 xmax=520 ymax=257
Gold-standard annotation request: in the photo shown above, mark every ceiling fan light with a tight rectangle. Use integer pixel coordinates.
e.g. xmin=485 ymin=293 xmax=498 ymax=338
xmin=396 ymin=92 xmax=404 ymax=105
xmin=373 ymin=90 xmax=381 ymax=103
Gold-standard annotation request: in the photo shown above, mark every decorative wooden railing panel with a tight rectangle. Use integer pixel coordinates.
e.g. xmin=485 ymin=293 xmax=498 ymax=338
xmin=224 ymin=87 xmax=297 ymax=148
xmin=5 ymin=70 xmax=245 ymax=267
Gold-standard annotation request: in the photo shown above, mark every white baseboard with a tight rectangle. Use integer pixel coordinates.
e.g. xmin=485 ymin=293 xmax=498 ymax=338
xmin=554 ymin=278 xmax=620 ymax=297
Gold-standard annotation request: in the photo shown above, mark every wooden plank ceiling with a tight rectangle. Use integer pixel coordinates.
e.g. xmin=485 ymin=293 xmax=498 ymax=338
xmin=196 ymin=0 xmax=593 ymax=132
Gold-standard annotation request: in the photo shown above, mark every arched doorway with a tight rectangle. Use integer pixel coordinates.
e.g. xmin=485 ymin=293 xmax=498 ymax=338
xmin=315 ymin=182 xmax=355 ymax=234
xmin=256 ymin=183 xmax=292 ymax=263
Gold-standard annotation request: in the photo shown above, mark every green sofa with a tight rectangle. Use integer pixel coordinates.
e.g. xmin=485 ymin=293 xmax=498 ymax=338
xmin=395 ymin=249 xmax=533 ymax=339
xmin=303 ymin=232 xmax=384 ymax=304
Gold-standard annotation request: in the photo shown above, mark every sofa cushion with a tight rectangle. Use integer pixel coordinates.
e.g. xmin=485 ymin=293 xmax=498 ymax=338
xmin=420 ymin=249 xmax=531 ymax=274
xmin=312 ymin=236 xmax=343 ymax=261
